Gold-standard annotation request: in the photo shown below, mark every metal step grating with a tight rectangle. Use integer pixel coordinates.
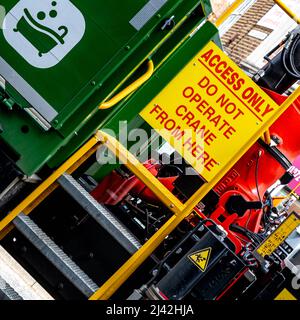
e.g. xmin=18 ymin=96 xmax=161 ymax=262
xmin=13 ymin=213 xmax=98 ymax=298
xmin=58 ymin=173 xmax=142 ymax=254
xmin=0 ymin=275 xmax=23 ymax=300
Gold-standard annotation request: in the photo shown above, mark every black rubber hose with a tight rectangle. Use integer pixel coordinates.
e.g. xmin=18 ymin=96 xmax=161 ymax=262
xmin=282 ymin=33 xmax=300 ymax=78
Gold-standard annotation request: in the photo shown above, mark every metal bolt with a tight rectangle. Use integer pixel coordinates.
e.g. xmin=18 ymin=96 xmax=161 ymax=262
xmin=58 ymin=283 xmax=64 ymax=290
xmin=230 ymin=260 xmax=237 ymax=266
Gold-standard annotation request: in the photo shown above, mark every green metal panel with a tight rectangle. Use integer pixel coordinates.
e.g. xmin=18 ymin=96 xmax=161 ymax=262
xmin=0 ymin=1 xmax=202 ymax=123
xmin=0 ymin=0 xmax=214 ymax=175
xmin=83 ymin=21 xmax=220 ymax=181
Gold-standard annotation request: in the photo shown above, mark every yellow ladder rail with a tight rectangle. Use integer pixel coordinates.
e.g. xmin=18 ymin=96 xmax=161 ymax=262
xmin=214 ymin=0 xmax=245 ymax=27
xmin=274 ymin=0 xmax=300 ymax=24
xmin=0 ymin=134 xmax=101 ymax=234
xmin=90 ymin=84 xmax=300 ymax=300
xmin=99 ymin=131 xmax=184 ymax=214
xmin=0 ymin=0 xmax=299 ymax=300
xmin=0 ymin=143 xmax=100 ymax=241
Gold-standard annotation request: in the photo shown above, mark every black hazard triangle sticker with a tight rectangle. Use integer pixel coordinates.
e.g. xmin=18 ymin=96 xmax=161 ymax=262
xmin=188 ymin=247 xmax=212 ymax=272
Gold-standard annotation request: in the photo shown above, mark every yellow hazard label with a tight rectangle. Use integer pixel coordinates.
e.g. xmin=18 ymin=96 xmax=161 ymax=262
xmin=188 ymin=247 xmax=212 ymax=272
xmin=257 ymin=213 xmax=300 ymax=258
xmin=275 ymin=288 xmax=297 ymax=300
xmin=140 ymin=41 xmax=279 ymax=182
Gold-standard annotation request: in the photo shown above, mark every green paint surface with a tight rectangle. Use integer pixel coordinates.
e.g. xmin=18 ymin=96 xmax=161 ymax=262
xmin=0 ymin=0 xmax=216 ymax=175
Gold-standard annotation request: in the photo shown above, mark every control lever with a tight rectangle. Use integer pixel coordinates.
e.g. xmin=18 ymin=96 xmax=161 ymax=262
xmin=226 ymin=195 xmax=262 ymax=217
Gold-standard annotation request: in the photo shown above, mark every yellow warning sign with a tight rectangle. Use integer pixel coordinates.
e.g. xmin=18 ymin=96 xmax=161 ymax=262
xmin=275 ymin=288 xmax=297 ymax=301
xmin=188 ymin=247 xmax=212 ymax=272
xmin=256 ymin=212 xmax=300 ymax=258
xmin=140 ymin=41 xmax=279 ymax=182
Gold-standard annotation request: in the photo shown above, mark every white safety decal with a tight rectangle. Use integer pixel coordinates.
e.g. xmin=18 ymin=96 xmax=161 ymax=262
xmin=3 ymin=0 xmax=86 ymax=69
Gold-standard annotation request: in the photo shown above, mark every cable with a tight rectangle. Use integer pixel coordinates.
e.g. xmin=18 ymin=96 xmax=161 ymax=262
xmin=282 ymin=30 xmax=300 ymax=78
xmin=255 ymin=150 xmax=263 ymax=204
xmin=230 ymin=224 xmax=264 ymax=245
xmin=230 ymin=224 xmax=255 ymax=244
xmin=290 ymin=35 xmax=300 ymax=76
xmin=254 ymin=150 xmax=273 ymax=229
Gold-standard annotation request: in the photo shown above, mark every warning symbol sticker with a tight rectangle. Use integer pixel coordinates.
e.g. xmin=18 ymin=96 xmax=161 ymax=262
xmin=188 ymin=247 xmax=212 ymax=272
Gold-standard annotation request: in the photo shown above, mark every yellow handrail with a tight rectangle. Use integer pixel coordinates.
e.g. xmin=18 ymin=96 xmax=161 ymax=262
xmin=89 ymin=85 xmax=300 ymax=301
xmin=215 ymin=0 xmax=300 ymax=28
xmin=274 ymin=0 xmax=300 ymax=24
xmin=99 ymin=60 xmax=154 ymax=110
xmin=0 ymin=134 xmax=101 ymax=234
xmin=264 ymin=0 xmax=300 ymax=145
xmin=214 ymin=0 xmax=245 ymax=27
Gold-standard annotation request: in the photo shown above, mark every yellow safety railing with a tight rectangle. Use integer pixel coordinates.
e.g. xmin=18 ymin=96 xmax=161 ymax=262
xmin=215 ymin=0 xmax=300 ymax=28
xmin=89 ymin=0 xmax=300 ymax=300
xmin=274 ymin=0 xmax=300 ymax=23
xmin=99 ymin=60 xmax=154 ymax=110
xmin=0 ymin=82 xmax=299 ymax=299
xmin=0 ymin=135 xmax=101 ymax=238
xmin=0 ymin=0 xmax=299 ymax=302
xmin=214 ymin=0 xmax=245 ymax=27
xmin=90 ymin=83 xmax=300 ymax=299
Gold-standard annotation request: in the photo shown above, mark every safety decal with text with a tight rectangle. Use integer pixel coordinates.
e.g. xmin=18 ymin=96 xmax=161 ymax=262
xmin=140 ymin=41 xmax=279 ymax=182
xmin=256 ymin=212 xmax=300 ymax=258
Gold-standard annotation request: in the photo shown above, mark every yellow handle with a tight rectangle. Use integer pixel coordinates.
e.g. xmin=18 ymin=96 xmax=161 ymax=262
xmin=99 ymin=60 xmax=154 ymax=110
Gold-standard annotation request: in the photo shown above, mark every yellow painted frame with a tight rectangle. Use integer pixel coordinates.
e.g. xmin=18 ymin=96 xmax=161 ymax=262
xmin=90 ymin=0 xmax=300 ymax=300
xmin=0 ymin=135 xmax=101 ymax=237
xmin=90 ymin=84 xmax=300 ymax=299
xmin=0 ymin=0 xmax=299 ymax=301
